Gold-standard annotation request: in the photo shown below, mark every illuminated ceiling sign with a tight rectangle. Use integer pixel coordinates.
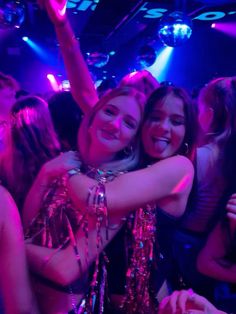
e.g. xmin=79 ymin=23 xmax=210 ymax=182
xmin=67 ymin=0 xmax=100 ymax=12
xmin=67 ymin=0 xmax=235 ymax=22
xmin=138 ymin=2 xmax=236 ymax=21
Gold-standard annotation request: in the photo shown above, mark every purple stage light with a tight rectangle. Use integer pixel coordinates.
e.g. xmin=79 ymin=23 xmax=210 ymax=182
xmin=213 ymin=22 xmax=236 ymax=37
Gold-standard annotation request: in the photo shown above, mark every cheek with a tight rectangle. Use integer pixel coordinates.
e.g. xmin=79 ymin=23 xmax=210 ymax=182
xmin=173 ymin=127 xmax=186 ymax=146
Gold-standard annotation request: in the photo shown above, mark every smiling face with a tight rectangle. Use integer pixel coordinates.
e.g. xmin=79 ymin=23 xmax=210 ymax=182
xmin=88 ymin=95 xmax=142 ymax=162
xmin=142 ymin=93 xmax=186 ymax=160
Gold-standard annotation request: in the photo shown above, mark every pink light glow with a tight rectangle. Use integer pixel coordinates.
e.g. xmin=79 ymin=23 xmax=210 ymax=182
xmin=172 ymin=173 xmax=193 ymax=194
xmin=211 ymin=23 xmax=216 ymax=28
xmin=213 ymin=22 xmax=236 ymax=38
xmin=47 ymin=74 xmax=59 ymax=92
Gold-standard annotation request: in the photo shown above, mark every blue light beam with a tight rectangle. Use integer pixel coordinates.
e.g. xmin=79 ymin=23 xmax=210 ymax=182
xmin=147 ymin=46 xmax=174 ymax=82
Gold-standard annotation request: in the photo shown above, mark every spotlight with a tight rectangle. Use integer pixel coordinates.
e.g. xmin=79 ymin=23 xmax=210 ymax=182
xmin=22 ymin=36 xmax=28 ymax=41
xmin=86 ymin=52 xmax=110 ymax=68
xmin=2 ymin=0 xmax=25 ymax=29
xmin=211 ymin=23 xmax=216 ymax=28
xmin=158 ymin=11 xmax=192 ymax=47
xmin=47 ymin=74 xmax=59 ymax=92
xmin=136 ymin=45 xmax=157 ymax=68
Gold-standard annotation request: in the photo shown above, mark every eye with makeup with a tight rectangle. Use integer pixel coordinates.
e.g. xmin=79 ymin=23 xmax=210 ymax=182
xmin=170 ymin=116 xmax=185 ymax=126
xmin=124 ymin=117 xmax=137 ymax=129
xmin=103 ymin=105 xmax=116 ymax=116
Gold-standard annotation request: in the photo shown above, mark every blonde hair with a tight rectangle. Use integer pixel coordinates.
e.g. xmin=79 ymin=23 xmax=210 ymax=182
xmin=78 ymin=86 xmax=145 ymax=171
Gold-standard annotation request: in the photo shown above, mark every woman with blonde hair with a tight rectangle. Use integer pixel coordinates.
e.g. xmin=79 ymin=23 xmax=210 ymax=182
xmin=23 ymin=86 xmax=145 ymax=314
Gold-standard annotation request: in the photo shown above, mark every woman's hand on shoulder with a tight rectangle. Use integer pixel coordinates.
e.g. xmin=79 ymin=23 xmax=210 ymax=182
xmin=42 ymin=151 xmax=80 ymax=180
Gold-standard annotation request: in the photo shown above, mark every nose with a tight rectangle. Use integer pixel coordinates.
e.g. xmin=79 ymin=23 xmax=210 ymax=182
xmin=157 ymin=118 xmax=171 ymax=133
xmin=110 ymin=116 xmax=122 ymax=130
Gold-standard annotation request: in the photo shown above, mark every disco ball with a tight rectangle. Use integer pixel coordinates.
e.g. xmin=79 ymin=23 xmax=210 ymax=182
xmin=158 ymin=11 xmax=192 ymax=47
xmin=136 ymin=45 xmax=156 ymax=68
xmin=1 ymin=0 xmax=25 ymax=29
xmin=86 ymin=52 xmax=110 ymax=68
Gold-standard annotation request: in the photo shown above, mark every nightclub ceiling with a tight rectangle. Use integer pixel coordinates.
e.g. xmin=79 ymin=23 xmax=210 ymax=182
xmin=0 ymin=0 xmax=236 ymax=94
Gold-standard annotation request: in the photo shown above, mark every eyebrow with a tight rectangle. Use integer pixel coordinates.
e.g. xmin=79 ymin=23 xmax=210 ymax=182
xmin=106 ymin=104 xmax=139 ymax=123
xmin=152 ymin=110 xmax=185 ymax=118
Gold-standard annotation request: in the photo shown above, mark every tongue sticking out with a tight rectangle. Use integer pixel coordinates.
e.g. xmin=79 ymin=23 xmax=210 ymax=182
xmin=153 ymin=140 xmax=168 ymax=152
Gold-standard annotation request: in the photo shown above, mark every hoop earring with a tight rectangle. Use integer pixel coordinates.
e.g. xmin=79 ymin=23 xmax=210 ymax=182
xmin=184 ymin=142 xmax=189 ymax=155
xmin=124 ymin=145 xmax=133 ymax=156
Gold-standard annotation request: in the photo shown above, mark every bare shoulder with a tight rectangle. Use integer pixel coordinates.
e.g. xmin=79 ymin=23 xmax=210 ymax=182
xmin=152 ymin=155 xmax=194 ymax=174
xmin=0 ymin=186 xmax=18 ymax=222
xmin=0 ymin=185 xmax=15 ymax=207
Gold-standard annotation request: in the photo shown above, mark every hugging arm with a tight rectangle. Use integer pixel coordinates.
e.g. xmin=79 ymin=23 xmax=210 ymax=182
xmin=26 ymin=217 xmax=124 ymax=286
xmin=68 ymin=155 xmax=194 ymax=219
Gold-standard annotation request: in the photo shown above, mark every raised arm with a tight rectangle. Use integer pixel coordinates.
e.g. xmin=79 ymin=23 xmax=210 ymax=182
xmin=0 ymin=186 xmax=38 ymax=314
xmin=68 ymin=155 xmax=194 ymax=219
xmin=197 ymin=221 xmax=236 ymax=283
xmin=39 ymin=0 xmax=99 ymax=113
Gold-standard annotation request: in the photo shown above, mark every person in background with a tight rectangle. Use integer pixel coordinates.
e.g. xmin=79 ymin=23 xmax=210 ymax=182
xmin=0 ymin=95 xmax=61 ymax=212
xmin=0 ymin=72 xmax=19 ymax=153
xmin=0 ymin=184 xmax=38 ymax=314
xmin=197 ymin=192 xmax=236 ymax=313
xmin=48 ymin=91 xmax=83 ymax=151
xmin=173 ymin=76 xmax=236 ymax=300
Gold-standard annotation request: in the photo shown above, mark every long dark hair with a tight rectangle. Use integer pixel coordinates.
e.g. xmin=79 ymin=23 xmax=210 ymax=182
xmin=1 ymin=95 xmax=60 ymax=210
